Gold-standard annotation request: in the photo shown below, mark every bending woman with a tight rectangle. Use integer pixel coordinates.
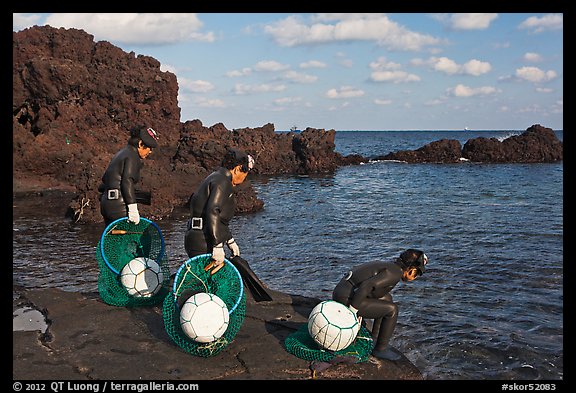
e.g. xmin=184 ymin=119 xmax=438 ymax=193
xmin=332 ymin=249 xmax=428 ymax=360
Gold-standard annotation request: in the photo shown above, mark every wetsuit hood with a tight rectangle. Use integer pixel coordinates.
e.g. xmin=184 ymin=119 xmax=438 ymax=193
xmin=396 ymin=249 xmax=428 ymax=275
xmin=140 ymin=127 xmax=159 ymax=148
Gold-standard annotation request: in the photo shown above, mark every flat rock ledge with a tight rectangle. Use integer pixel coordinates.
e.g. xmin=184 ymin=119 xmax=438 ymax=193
xmin=13 ymin=287 xmax=422 ymax=381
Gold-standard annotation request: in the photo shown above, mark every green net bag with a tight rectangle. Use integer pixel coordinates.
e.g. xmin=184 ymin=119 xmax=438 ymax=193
xmin=284 ymin=323 xmax=375 ymax=363
xmin=96 ymin=217 xmax=170 ymax=307
xmin=163 ymin=254 xmax=246 ymax=357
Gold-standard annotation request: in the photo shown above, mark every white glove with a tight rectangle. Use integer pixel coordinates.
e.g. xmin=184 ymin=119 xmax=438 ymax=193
xmin=211 ymin=243 xmax=225 ymax=266
xmin=127 ymin=203 xmax=140 ymax=225
xmin=226 ymin=238 xmax=240 ymax=257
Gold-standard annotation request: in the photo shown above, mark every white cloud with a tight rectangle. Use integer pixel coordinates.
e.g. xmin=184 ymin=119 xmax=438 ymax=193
xmin=254 ymin=60 xmax=290 ymax=72
xmin=264 ymin=14 xmax=443 ymax=51
xmin=515 ymin=66 xmax=557 ymax=83
xmin=300 ymin=60 xmax=327 ymax=69
xmin=233 ymin=83 xmax=286 ymax=95
xmin=179 ymin=79 xmax=214 ymax=93
xmin=374 ymin=98 xmax=392 ymax=105
xmin=425 ymin=57 xmax=491 ymax=76
xmin=409 ymin=58 xmax=425 ymax=66
xmin=193 ymin=97 xmax=226 ymax=108
xmin=226 ymin=68 xmax=252 ymax=77
xmin=44 ymin=13 xmax=214 ymax=44
xmin=523 ymin=52 xmax=543 ymax=62
xmin=461 ymin=59 xmax=492 ymax=76
xmin=425 ymin=99 xmax=445 ymax=106
xmin=371 ymin=70 xmax=420 ymax=83
xmin=496 ymin=75 xmax=514 ymax=83
xmin=338 ymin=58 xmax=354 ymax=68
xmin=447 ymin=84 xmax=499 ymax=97
xmin=369 ymin=57 xmax=402 ymax=71
xmin=493 ymin=41 xmax=511 ymax=49
xmin=273 ymin=96 xmax=303 ymax=106
xmin=325 ymin=86 xmax=365 ymax=99
xmin=369 ymin=56 xmax=420 ymax=83
xmin=282 ymin=70 xmax=318 ymax=84
xmin=159 ymin=63 xmax=177 ymax=74
xmin=334 ymin=52 xmax=354 ymax=68
xmin=517 ymin=104 xmax=543 ymax=114
xmin=431 ymin=57 xmax=460 ymax=74
xmin=13 ymin=13 xmax=42 ymax=31
xmin=551 ymin=99 xmax=563 ymax=114
xmin=519 ymin=13 xmax=563 ymax=33
xmin=312 ymin=13 xmax=387 ymax=22
xmin=551 ymin=108 xmax=562 ymax=115
xmin=448 ymin=13 xmax=498 ymax=30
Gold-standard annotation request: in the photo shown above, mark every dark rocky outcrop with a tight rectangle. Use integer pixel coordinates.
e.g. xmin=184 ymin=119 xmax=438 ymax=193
xmin=13 ymin=26 xmax=362 ymax=224
xmin=376 ymin=139 xmax=463 ymax=163
xmin=462 ymin=124 xmax=563 ymax=163
xmin=376 ymin=124 xmax=562 ymax=164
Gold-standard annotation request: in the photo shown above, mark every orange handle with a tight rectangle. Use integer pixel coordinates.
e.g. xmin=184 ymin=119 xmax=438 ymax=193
xmin=110 ymin=229 xmax=143 ymax=235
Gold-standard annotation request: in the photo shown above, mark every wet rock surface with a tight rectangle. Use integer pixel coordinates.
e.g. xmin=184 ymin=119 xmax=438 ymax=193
xmin=13 ymin=287 xmax=422 ymax=380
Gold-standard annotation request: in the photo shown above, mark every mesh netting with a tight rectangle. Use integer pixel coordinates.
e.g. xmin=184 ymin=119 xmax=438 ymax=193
xmin=163 ymin=254 xmax=246 ymax=357
xmin=96 ymin=217 xmax=170 ymax=307
xmin=284 ymin=323 xmax=375 ymax=363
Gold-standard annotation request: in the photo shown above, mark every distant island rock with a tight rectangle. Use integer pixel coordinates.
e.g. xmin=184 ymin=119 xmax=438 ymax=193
xmin=461 ymin=124 xmax=562 ymax=163
xmin=373 ymin=124 xmax=562 ymax=164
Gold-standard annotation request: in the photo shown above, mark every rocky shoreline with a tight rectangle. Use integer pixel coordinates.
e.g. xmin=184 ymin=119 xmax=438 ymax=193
xmin=12 ymin=191 xmax=422 ymax=381
xmin=13 ymin=286 xmax=423 ymax=381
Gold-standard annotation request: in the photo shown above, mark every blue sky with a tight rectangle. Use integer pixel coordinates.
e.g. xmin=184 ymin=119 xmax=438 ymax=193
xmin=13 ymin=13 xmax=563 ymax=131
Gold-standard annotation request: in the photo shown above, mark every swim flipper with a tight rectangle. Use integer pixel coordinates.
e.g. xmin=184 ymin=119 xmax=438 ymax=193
xmin=230 ymin=256 xmax=273 ymax=302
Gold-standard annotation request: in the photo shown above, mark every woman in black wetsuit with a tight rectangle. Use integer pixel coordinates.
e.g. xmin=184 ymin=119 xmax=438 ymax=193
xmin=98 ymin=125 xmax=159 ymax=226
xmin=184 ymin=148 xmax=255 ymax=274
xmin=332 ymin=249 xmax=428 ymax=360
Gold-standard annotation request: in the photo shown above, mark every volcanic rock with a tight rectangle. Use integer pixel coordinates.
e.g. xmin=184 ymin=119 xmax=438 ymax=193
xmin=13 ymin=286 xmax=423 ymax=380
xmin=13 ymin=26 xmax=362 ymax=224
xmin=376 ymin=125 xmax=562 ymax=164
xmin=376 ymin=139 xmax=463 ymax=163
xmin=462 ymin=124 xmax=563 ymax=163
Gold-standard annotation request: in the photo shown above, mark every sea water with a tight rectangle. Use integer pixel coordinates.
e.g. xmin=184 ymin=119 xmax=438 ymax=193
xmin=12 ymin=130 xmax=563 ymax=380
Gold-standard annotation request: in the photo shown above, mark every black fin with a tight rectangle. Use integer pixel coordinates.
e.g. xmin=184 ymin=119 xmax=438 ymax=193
xmin=230 ymin=256 xmax=273 ymax=302
xmin=134 ymin=190 xmax=152 ymax=205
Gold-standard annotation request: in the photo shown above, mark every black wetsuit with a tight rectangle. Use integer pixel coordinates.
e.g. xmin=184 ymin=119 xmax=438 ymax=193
xmin=332 ymin=261 xmax=402 ymax=352
xmin=99 ymin=145 xmax=143 ymax=226
xmin=184 ymin=167 xmax=236 ymax=257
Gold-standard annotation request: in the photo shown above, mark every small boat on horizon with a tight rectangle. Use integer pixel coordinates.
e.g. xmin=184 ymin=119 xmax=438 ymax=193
xmin=464 ymin=127 xmax=470 ymax=131
xmin=290 ymin=125 xmax=300 ymax=132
